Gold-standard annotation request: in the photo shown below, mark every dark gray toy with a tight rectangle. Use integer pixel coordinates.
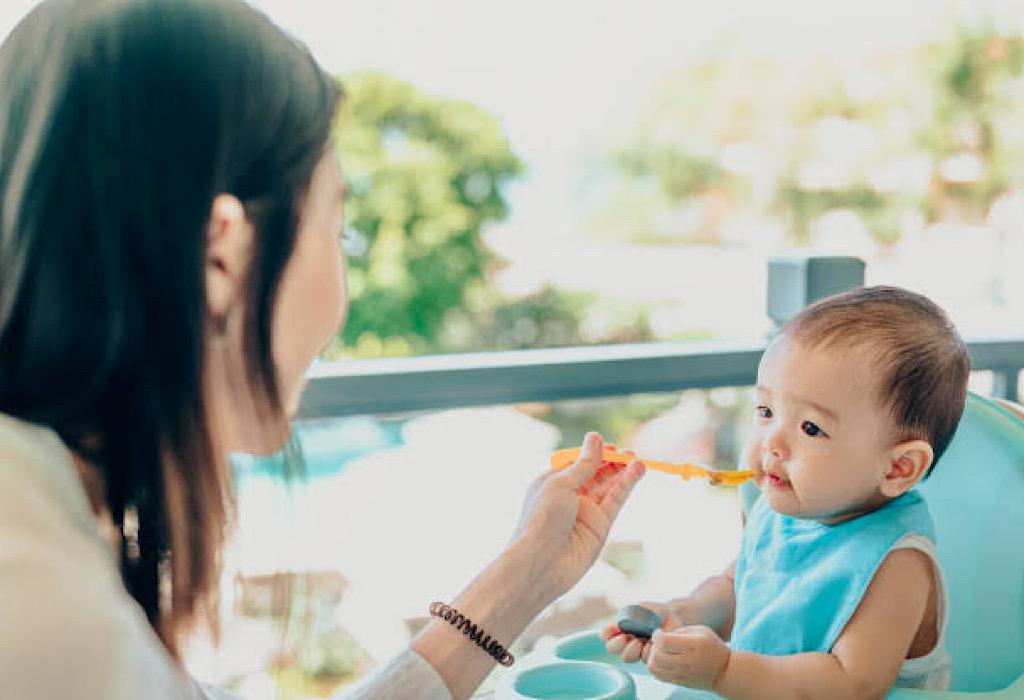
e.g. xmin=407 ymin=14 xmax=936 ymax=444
xmin=616 ymin=604 xmax=662 ymax=639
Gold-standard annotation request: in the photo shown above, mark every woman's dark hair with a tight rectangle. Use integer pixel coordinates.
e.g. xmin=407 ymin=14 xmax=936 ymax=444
xmin=0 ymin=0 xmax=341 ymax=658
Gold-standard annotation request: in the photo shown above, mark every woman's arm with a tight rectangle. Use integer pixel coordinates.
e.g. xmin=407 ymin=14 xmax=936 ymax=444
xmin=408 ymin=433 xmax=645 ymax=699
xmin=409 ymin=540 xmax=556 ymax=699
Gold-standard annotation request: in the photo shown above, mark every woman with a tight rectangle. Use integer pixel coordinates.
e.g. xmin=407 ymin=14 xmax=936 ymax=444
xmin=0 ymin=1 xmax=646 ymax=698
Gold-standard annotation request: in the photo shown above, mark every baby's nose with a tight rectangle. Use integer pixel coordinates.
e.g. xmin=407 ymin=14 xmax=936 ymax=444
xmin=764 ymin=429 xmax=789 ymax=459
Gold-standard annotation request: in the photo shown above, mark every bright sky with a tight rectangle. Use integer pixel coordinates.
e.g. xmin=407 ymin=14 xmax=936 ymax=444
xmin=248 ymin=0 xmax=1024 ymax=241
xmin=3 ymin=1 xmax=1024 ymax=252
xmin=3 ymin=0 xmax=1022 ymax=235
xmin=4 ymin=0 xmax=1022 ymax=123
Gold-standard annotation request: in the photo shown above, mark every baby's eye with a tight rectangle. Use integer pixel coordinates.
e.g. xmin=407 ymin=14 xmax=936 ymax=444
xmin=801 ymin=420 xmax=826 ymax=438
xmin=756 ymin=405 xmax=772 ymax=419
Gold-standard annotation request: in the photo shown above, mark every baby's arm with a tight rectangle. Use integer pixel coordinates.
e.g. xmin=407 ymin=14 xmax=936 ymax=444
xmin=713 ymin=548 xmax=933 ymax=700
xmin=670 ymin=559 xmax=736 ymax=639
xmin=602 ymin=560 xmax=736 ymax=662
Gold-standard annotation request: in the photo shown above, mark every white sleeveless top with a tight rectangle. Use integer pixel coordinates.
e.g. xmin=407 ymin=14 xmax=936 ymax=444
xmin=892 ymin=534 xmax=953 ymax=690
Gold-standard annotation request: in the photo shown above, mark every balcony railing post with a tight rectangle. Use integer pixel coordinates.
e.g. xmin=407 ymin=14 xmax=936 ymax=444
xmin=766 ymin=253 xmax=866 ymax=331
xmin=301 ymin=338 xmax=1024 ymax=419
xmin=300 ymin=246 xmax=1021 ymax=419
xmin=992 ymin=368 xmax=1021 ymax=403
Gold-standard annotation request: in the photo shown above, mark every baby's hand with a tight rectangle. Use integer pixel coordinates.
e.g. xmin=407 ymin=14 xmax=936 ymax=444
xmin=645 ymin=626 xmax=731 ymax=691
xmin=600 ymin=601 xmax=677 ymax=664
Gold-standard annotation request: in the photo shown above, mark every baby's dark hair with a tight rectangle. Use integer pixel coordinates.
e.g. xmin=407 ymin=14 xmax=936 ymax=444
xmin=779 ymin=286 xmax=970 ymax=477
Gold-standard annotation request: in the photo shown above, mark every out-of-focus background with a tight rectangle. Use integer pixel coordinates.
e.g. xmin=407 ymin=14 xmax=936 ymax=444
xmin=6 ymin=1 xmax=1024 ymax=696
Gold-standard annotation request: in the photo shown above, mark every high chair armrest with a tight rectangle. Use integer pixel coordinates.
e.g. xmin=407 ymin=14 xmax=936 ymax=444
xmin=992 ymin=398 xmax=1024 ymax=423
xmin=887 ymin=673 xmax=1024 ymax=699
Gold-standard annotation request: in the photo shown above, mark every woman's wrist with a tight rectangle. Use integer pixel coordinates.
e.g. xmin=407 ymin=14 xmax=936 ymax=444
xmin=455 ymin=540 xmax=555 ymax=636
xmin=411 ymin=541 xmax=555 ymax=699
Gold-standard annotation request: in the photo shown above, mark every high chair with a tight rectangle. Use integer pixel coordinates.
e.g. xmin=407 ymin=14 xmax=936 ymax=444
xmin=740 ymin=391 xmax=1024 ymax=697
xmin=899 ymin=392 xmax=1024 ymax=697
xmin=503 ymin=393 xmax=1024 ymax=699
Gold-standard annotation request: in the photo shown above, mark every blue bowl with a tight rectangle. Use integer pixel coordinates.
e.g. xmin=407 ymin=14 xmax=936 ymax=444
xmin=554 ymin=631 xmax=650 ymax=676
xmin=505 ymin=661 xmax=636 ymax=700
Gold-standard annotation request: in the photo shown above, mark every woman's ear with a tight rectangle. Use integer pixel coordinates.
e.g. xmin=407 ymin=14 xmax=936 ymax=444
xmin=881 ymin=439 xmax=934 ymax=498
xmin=206 ymin=194 xmax=253 ymax=325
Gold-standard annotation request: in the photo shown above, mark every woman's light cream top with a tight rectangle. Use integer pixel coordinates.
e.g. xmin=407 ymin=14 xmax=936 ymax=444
xmin=0 ymin=412 xmax=451 ymax=700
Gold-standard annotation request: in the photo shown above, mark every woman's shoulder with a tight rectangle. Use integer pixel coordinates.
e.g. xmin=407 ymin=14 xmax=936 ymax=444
xmin=0 ymin=414 xmax=193 ymax=698
xmin=0 ymin=413 xmax=97 ymax=524
xmin=0 ymin=535 xmax=192 ymax=698
xmin=0 ymin=413 xmax=115 ymax=572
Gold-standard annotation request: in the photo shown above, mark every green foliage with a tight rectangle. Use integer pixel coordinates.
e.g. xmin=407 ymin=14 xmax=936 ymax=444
xmin=546 ymin=393 xmax=681 ymax=451
xmin=612 ymin=145 xmax=730 ymax=202
xmin=333 ymin=73 xmax=523 ymax=357
xmin=330 ymin=73 xmax=657 ymax=358
xmin=601 ymin=23 xmax=1024 ymax=247
xmin=920 ymin=26 xmax=1024 ymax=219
xmin=440 ymin=287 xmax=654 ymax=352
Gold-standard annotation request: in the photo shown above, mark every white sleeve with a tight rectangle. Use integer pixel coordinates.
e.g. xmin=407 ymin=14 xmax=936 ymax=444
xmin=0 ymin=554 xmax=194 ymax=699
xmin=190 ymin=648 xmax=454 ymax=700
xmin=336 ymin=647 xmax=453 ymax=700
xmin=0 ymin=446 xmax=193 ymax=699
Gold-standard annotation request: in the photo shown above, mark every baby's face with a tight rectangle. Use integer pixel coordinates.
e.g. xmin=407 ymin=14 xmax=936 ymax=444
xmin=743 ymin=336 xmax=897 ymax=524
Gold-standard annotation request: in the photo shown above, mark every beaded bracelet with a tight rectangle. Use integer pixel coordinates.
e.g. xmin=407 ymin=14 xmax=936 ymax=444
xmin=429 ymin=601 xmax=515 ymax=667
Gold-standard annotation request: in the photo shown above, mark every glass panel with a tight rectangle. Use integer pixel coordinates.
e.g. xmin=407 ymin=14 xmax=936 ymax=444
xmin=249 ymin=0 xmax=1024 ymax=363
xmin=185 ymin=389 xmax=754 ymax=697
xmin=969 ymin=370 xmax=995 ymax=397
xmin=188 ymin=376 xmax=1007 ymax=697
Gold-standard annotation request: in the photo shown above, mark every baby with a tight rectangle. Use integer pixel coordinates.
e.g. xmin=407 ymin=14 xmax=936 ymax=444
xmin=602 ymin=286 xmax=970 ymax=699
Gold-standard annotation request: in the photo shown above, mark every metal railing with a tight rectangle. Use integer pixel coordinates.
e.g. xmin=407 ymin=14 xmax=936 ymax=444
xmin=299 ymin=336 xmax=1024 ymax=419
xmin=298 ymin=256 xmax=1024 ymax=419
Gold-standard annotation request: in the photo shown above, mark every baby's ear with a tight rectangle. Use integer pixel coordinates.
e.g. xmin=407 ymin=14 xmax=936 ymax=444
xmin=881 ymin=440 xmax=933 ymax=498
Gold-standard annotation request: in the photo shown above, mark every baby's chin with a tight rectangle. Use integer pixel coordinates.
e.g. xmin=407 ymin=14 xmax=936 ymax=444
xmin=762 ymin=492 xmax=802 ymax=518
xmin=760 ymin=485 xmax=829 ymax=521
xmin=764 ymin=493 xmax=878 ymax=524
xmin=757 ymin=481 xmax=796 ymax=513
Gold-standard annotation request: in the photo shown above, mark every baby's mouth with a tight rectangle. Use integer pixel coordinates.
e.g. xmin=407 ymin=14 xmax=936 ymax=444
xmin=762 ymin=470 xmax=791 ymax=489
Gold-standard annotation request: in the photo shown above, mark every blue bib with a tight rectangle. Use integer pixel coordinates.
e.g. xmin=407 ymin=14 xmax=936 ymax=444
xmin=731 ymin=491 xmax=936 ymax=654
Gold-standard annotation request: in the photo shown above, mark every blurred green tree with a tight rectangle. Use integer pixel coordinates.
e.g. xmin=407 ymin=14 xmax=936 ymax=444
xmin=920 ymin=25 xmax=1024 ymax=221
xmin=331 ymin=72 xmax=524 ymax=357
xmin=598 ymin=24 xmax=1024 ymax=248
xmin=329 ymin=73 xmax=654 ymax=358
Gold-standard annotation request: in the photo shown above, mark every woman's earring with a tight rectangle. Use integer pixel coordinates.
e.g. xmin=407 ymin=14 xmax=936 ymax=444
xmin=211 ymin=308 xmax=238 ymax=344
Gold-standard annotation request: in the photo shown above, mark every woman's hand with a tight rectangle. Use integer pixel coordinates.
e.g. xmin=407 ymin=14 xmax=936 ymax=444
xmin=600 ymin=601 xmax=683 ymax=663
xmin=411 ymin=433 xmax=643 ymax=699
xmin=510 ymin=432 xmax=645 ymax=599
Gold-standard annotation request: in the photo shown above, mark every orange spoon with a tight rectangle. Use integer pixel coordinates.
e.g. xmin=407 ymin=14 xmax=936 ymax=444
xmin=550 ymin=447 xmax=754 ymax=487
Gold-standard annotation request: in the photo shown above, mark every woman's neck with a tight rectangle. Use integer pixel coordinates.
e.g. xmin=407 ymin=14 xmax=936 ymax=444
xmin=71 ymin=453 xmax=121 ymax=555
xmin=72 ymin=453 xmax=105 ymax=515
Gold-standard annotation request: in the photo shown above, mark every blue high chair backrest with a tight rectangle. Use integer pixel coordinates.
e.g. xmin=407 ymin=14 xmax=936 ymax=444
xmin=738 ymin=392 xmax=1024 ymax=692
xmin=915 ymin=392 xmax=1024 ymax=692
